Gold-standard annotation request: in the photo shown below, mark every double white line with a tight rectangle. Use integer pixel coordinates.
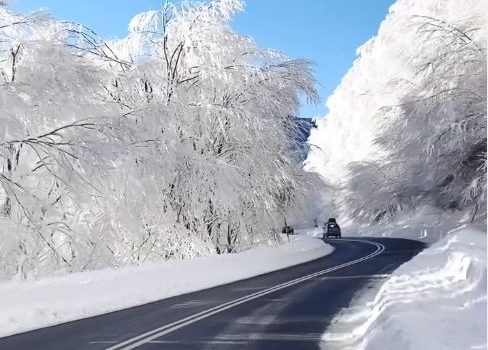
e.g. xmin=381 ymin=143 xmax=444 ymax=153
xmin=105 ymin=239 xmax=385 ymax=350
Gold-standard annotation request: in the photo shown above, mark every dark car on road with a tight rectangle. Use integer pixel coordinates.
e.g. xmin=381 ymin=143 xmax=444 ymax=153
xmin=323 ymin=218 xmax=341 ymax=238
xmin=282 ymin=225 xmax=295 ymax=235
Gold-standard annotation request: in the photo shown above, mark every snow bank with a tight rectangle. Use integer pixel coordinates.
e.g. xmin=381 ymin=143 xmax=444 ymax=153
xmin=321 ymin=225 xmax=487 ymax=350
xmin=0 ymin=235 xmax=332 ymax=337
xmin=342 ymin=206 xmax=474 ymax=244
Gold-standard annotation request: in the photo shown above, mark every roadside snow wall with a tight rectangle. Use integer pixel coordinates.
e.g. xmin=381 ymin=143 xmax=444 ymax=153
xmin=321 ymin=225 xmax=487 ymax=350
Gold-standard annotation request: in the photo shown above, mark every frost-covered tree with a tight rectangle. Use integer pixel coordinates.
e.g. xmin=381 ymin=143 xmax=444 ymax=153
xmin=0 ymin=8 xmax=121 ymax=279
xmin=306 ymin=0 xmax=486 ymax=223
xmin=0 ymin=0 xmax=318 ymax=280
xmin=103 ymin=0 xmax=318 ymax=254
xmin=374 ymin=14 xmax=486 ymax=220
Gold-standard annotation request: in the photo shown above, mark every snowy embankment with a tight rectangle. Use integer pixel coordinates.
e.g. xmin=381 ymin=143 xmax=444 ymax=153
xmin=343 ymin=206 xmax=473 ymax=244
xmin=0 ymin=235 xmax=332 ymax=338
xmin=321 ymin=224 xmax=487 ymax=350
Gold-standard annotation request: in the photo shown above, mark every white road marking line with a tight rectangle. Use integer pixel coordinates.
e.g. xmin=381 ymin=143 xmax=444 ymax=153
xmin=105 ymin=239 xmax=385 ymax=350
xmin=146 ymin=340 xmax=248 ymax=344
xmin=170 ymin=300 xmax=210 ymax=309
xmin=317 ymin=274 xmax=390 ymax=280
xmin=218 ymin=332 xmax=325 ymax=341
xmin=232 ymin=286 xmax=265 ymax=291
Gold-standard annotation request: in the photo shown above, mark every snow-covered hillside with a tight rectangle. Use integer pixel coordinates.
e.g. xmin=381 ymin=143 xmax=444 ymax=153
xmin=306 ymin=0 xmax=486 ymax=223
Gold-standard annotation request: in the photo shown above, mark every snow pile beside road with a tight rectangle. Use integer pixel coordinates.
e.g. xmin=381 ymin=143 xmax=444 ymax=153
xmin=0 ymin=235 xmax=332 ymax=338
xmin=321 ymin=225 xmax=486 ymax=350
xmin=344 ymin=206 xmax=472 ymax=244
xmin=294 ymin=226 xmax=323 ymax=238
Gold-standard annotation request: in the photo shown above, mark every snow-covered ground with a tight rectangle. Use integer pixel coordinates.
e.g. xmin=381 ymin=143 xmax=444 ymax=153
xmin=0 ymin=235 xmax=332 ymax=338
xmin=341 ymin=206 xmax=475 ymax=244
xmin=321 ymin=223 xmax=487 ymax=350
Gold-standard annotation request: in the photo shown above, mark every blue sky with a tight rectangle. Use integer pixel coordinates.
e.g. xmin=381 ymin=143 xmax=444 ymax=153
xmin=10 ymin=0 xmax=395 ymax=118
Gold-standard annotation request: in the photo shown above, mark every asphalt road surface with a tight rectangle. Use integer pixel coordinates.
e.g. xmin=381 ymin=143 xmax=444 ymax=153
xmin=0 ymin=237 xmax=425 ymax=350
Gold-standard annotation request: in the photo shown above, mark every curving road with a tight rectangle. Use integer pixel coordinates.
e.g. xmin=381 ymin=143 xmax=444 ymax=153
xmin=0 ymin=237 xmax=425 ymax=350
